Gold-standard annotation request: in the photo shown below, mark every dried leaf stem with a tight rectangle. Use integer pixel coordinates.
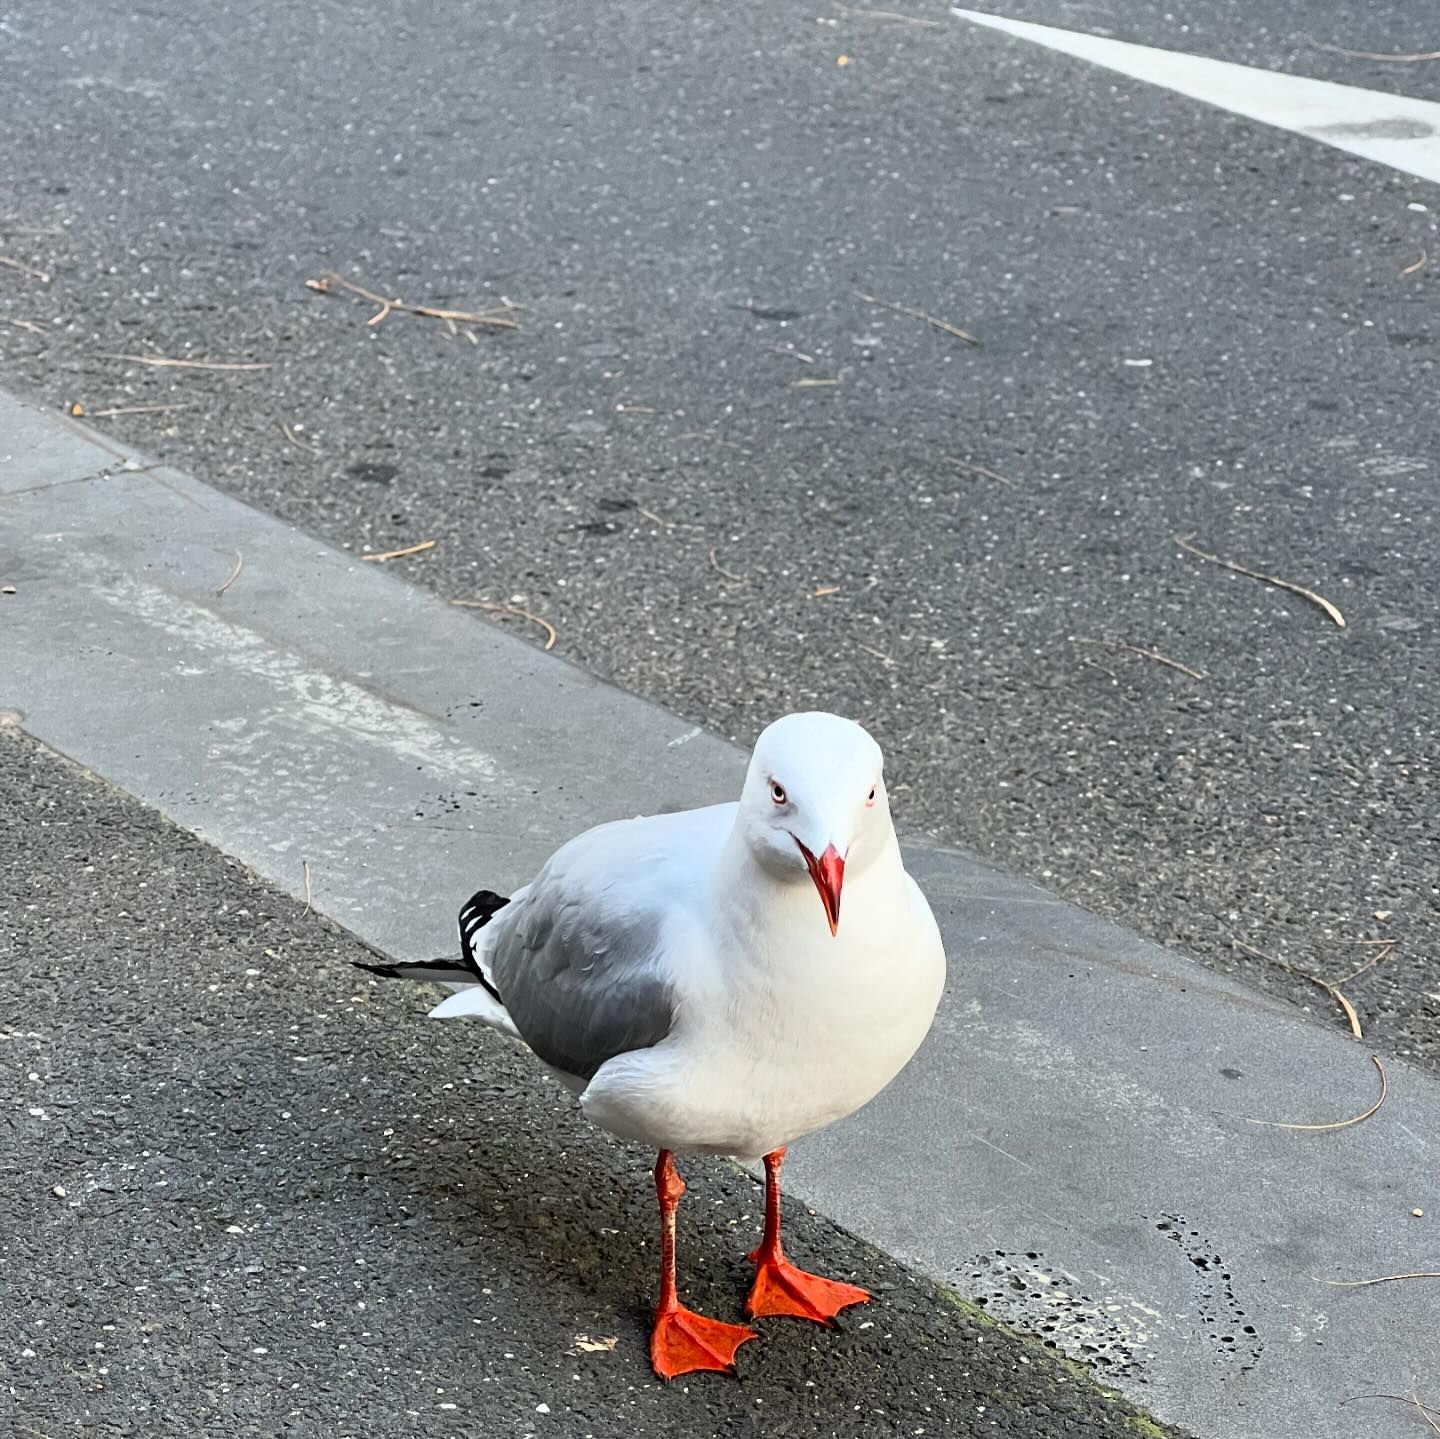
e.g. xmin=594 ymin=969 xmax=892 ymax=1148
xmin=360 ymin=540 xmax=437 ymax=563
xmin=306 ymin=272 xmax=519 ymax=330
xmin=216 ymin=551 xmax=244 ymax=597
xmin=836 ymin=5 xmax=944 ymax=25
xmin=450 ymin=598 xmax=557 ymax=651
xmin=1331 ymin=942 xmax=1396 ymax=987
xmin=708 ymin=547 xmax=745 ymax=583
xmin=1341 ymin=1392 xmax=1440 ymax=1421
xmin=281 ymin=422 xmax=320 ymax=453
xmin=942 ymin=456 xmax=1016 ymax=487
xmin=1231 ymin=936 xmax=1362 ymax=1038
xmin=1321 ymin=1271 xmax=1440 ymax=1288
xmin=98 ymin=352 xmax=272 ymax=371
xmin=636 ymin=506 xmax=705 ymax=531
xmin=89 ymin=403 xmax=190 ymax=418
xmin=1073 ymin=636 xmax=1204 ymax=681
xmin=1175 ymin=536 xmax=1345 ymax=628
xmin=856 ymin=290 xmax=979 ymax=344
xmin=1304 ymin=36 xmax=1440 ymax=62
xmin=1244 ymin=1054 xmax=1387 ymax=1132
xmin=0 ymin=255 xmax=51 ymax=281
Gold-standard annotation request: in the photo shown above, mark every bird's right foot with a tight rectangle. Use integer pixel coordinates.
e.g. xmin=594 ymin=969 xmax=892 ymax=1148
xmin=649 ymin=1303 xmax=756 ymax=1379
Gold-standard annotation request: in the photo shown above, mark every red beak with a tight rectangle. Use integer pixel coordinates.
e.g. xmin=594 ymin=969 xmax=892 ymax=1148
xmin=795 ymin=840 xmax=845 ymax=936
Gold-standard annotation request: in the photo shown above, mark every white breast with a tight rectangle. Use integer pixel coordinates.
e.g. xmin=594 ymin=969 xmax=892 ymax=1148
xmin=581 ymin=866 xmax=946 ymax=1159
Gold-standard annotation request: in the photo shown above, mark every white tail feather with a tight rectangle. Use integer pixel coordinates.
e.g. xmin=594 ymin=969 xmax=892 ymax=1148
xmin=428 ymin=983 xmax=520 ymax=1038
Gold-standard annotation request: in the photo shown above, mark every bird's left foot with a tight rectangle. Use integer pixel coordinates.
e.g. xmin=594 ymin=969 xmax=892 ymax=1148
xmin=650 ymin=1303 xmax=756 ymax=1379
xmin=745 ymin=1249 xmax=871 ymax=1324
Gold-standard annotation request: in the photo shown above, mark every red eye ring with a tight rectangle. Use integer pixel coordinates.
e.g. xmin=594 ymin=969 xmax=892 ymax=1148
xmin=769 ymin=779 xmax=787 ymax=806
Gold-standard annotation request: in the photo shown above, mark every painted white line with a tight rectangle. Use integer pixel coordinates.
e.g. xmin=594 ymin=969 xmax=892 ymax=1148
xmin=952 ymin=8 xmax=1440 ymax=186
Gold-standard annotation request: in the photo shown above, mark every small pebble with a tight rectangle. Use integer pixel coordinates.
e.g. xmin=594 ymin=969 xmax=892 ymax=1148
xmin=51 ymin=1185 xmax=66 ymax=1198
xmin=1413 ymin=1208 xmax=1425 ymax=1218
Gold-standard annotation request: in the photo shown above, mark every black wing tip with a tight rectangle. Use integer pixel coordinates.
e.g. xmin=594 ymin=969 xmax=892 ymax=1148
xmin=460 ymin=888 xmax=510 ymax=931
xmin=458 ymin=887 xmax=510 ymax=1000
xmin=352 ymin=959 xmax=406 ymax=979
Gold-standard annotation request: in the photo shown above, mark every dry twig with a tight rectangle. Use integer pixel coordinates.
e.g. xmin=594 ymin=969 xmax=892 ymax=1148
xmin=450 ymin=598 xmax=557 ymax=651
xmin=305 ymin=272 xmax=519 ymax=331
xmin=792 ymin=377 xmax=840 ymax=387
xmin=1402 ymin=249 xmax=1428 ymax=276
xmin=98 ymin=352 xmax=271 ymax=371
xmin=1303 ymin=35 xmax=1440 ymax=62
xmin=302 ymin=861 xmax=313 ymax=916
xmin=89 ymin=403 xmax=189 ymax=418
xmin=857 ymin=290 xmax=980 ymax=345
xmin=281 ymin=422 xmax=320 ymax=453
xmin=837 ymin=4 xmax=944 ymax=25
xmin=1415 ymin=1387 xmax=1440 ymax=1439
xmin=1231 ymin=935 xmax=1362 ymax=1038
xmin=1073 ymin=636 xmax=1205 ymax=681
xmin=857 ymin=642 xmax=897 ymax=667
xmin=3 ymin=317 xmax=46 ymax=335
xmin=216 ymin=551 xmax=244 ymax=597
xmin=637 ymin=506 xmax=705 ymax=531
xmin=813 ymin=585 xmax=841 ymax=597
xmin=1321 ymin=1270 xmax=1440 ymax=1288
xmin=0 ymin=255 xmax=50 ymax=281
xmin=361 ymin=540 xmax=437 ymax=563
xmin=1175 ymin=535 xmax=1346 ymax=628
xmin=1331 ymin=941 xmax=1396 ymax=987
xmin=1342 ymin=1393 xmax=1440 ymax=1422
xmin=1243 ymin=1054 xmax=1387 ymax=1132
xmin=943 ymin=456 xmax=1016 ymax=488
xmin=708 ymin=547 xmax=745 ymax=583
xmin=770 ymin=345 xmax=815 ymax=364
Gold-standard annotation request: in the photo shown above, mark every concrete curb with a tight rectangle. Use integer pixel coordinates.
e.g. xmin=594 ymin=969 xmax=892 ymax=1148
xmin=3 ymin=389 xmax=1435 ymax=1439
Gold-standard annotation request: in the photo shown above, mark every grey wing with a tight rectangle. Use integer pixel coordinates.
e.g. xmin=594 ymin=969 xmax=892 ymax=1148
xmin=484 ymin=885 xmax=676 ymax=1082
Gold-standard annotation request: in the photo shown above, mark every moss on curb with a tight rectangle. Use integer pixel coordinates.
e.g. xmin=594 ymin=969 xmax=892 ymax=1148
xmin=939 ymin=1286 xmax=1182 ymax=1438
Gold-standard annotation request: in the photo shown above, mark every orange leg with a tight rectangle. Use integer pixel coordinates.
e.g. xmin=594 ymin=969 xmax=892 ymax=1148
xmin=649 ymin=1151 xmax=756 ymax=1380
xmin=745 ymin=1147 xmax=870 ymax=1324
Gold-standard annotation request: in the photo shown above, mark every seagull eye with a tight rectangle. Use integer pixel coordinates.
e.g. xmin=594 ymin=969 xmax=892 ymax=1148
xmin=866 ymin=786 xmax=876 ymax=805
xmin=769 ymin=779 xmax=788 ymax=806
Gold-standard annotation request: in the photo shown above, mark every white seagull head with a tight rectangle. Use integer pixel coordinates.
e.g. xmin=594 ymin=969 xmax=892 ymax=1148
xmin=736 ymin=712 xmax=892 ymax=936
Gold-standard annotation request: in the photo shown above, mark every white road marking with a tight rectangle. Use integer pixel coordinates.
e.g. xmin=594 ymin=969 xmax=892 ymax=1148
xmin=98 ymin=570 xmax=500 ymax=787
xmin=952 ymin=9 xmax=1440 ymax=186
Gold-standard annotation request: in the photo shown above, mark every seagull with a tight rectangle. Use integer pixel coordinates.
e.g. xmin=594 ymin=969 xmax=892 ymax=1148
xmin=359 ymin=711 xmax=946 ymax=1379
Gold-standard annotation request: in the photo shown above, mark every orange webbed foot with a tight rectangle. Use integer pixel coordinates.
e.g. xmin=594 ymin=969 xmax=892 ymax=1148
xmin=650 ymin=1303 xmax=756 ymax=1379
xmin=745 ymin=1250 xmax=871 ymax=1324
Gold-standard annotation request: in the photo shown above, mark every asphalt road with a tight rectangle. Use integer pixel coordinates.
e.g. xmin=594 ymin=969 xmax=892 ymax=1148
xmin=0 ymin=0 xmax=1435 ymax=1065
xmin=0 ymin=725 xmax=1183 ymax=1438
